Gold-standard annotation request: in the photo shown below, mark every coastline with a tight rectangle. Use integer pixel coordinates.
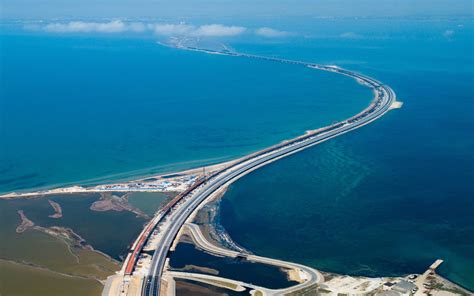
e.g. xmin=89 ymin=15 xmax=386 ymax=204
xmin=3 ymin=46 xmax=472 ymax=295
xmin=0 ymin=112 xmax=382 ymax=201
xmin=182 ymin=172 xmax=473 ymax=295
xmin=14 ymin=209 xmax=120 ymax=265
xmin=172 ymin=214 xmax=472 ymax=296
xmin=0 ymin=158 xmax=239 ymax=199
xmin=103 ymin=44 xmax=401 ymax=294
xmin=0 ymin=155 xmax=238 ymax=197
xmin=0 ymin=45 xmax=378 ymax=199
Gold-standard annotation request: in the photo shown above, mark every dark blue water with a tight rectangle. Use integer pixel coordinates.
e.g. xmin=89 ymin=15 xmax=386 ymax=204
xmin=170 ymin=243 xmax=296 ymax=289
xmin=220 ymin=17 xmax=474 ymax=290
xmin=175 ymin=279 xmax=248 ymax=296
xmin=0 ymin=29 xmax=370 ymax=194
xmin=1 ymin=16 xmax=472 ymax=291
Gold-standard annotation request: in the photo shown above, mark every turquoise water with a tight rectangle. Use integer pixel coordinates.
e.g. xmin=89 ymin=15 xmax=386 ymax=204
xmin=220 ymin=17 xmax=474 ymax=290
xmin=1 ymin=16 xmax=473 ymax=291
xmin=0 ymin=30 xmax=370 ymax=194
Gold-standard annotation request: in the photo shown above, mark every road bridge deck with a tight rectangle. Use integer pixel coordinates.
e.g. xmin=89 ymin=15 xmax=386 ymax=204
xmin=103 ymin=46 xmax=399 ymax=296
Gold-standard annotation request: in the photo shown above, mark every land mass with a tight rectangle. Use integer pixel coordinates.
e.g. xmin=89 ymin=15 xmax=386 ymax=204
xmin=48 ymin=200 xmax=63 ymax=218
xmin=2 ymin=47 xmax=470 ymax=296
xmin=90 ymin=192 xmax=149 ymax=219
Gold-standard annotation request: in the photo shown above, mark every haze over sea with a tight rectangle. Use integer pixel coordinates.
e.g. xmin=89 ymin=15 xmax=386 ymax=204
xmin=1 ymin=15 xmax=473 ymax=291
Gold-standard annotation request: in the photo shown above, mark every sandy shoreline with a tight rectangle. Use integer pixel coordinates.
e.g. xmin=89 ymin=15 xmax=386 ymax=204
xmin=2 ymin=45 xmax=470 ymax=294
xmin=0 ymin=155 xmax=240 ymax=197
xmin=186 ymin=188 xmax=473 ymax=295
xmin=47 ymin=200 xmax=63 ymax=218
xmin=7 ymin=146 xmax=472 ymax=295
xmin=0 ymin=119 xmax=362 ymax=201
xmin=0 ymin=157 xmax=240 ymax=200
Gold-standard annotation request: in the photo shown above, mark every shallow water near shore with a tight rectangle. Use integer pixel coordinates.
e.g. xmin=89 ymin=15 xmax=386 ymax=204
xmin=1 ymin=16 xmax=473 ymax=292
xmin=0 ymin=193 xmax=164 ymax=260
xmin=0 ymin=30 xmax=371 ymax=194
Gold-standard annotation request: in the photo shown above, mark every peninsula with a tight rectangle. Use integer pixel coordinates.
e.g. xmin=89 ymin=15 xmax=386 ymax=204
xmin=98 ymin=47 xmax=404 ymax=296
xmin=5 ymin=48 xmax=469 ymax=296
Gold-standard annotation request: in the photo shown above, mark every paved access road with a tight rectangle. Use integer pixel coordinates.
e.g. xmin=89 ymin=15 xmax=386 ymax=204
xmin=139 ymin=49 xmax=397 ymax=296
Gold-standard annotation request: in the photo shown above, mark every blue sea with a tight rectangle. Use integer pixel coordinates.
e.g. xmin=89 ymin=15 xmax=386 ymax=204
xmin=219 ymin=17 xmax=474 ymax=290
xmin=1 ymin=16 xmax=473 ymax=290
xmin=0 ymin=27 xmax=370 ymax=194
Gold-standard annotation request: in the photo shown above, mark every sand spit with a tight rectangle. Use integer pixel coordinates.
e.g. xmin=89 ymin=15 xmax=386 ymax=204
xmin=90 ymin=192 xmax=149 ymax=219
xmin=48 ymin=200 xmax=63 ymax=218
xmin=176 ymin=264 xmax=220 ymax=276
xmin=0 ymin=146 xmax=261 ymax=201
xmin=14 ymin=209 xmax=116 ymax=262
xmin=390 ymin=101 xmax=404 ymax=109
xmin=16 ymin=210 xmax=35 ymax=233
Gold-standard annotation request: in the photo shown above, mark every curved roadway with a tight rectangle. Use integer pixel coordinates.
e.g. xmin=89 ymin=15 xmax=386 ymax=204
xmin=181 ymin=223 xmax=323 ymax=295
xmin=139 ymin=49 xmax=397 ymax=296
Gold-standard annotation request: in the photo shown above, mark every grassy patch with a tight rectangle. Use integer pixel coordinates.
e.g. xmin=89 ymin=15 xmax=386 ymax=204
xmin=207 ymin=279 xmax=239 ymax=290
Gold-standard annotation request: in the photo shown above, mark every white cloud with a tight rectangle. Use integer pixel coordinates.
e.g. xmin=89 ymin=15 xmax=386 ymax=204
xmin=255 ymin=27 xmax=289 ymax=38
xmin=38 ymin=21 xmax=247 ymax=38
xmin=191 ymin=24 xmax=246 ymax=37
xmin=149 ymin=23 xmax=246 ymax=37
xmin=44 ymin=20 xmax=128 ymax=33
xmin=339 ymin=32 xmax=363 ymax=39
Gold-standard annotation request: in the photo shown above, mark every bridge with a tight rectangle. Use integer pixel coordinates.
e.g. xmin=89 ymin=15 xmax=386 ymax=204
xmin=102 ymin=47 xmax=399 ymax=296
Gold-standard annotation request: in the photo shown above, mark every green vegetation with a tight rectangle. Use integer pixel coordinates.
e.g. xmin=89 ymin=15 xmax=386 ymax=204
xmin=207 ymin=279 xmax=239 ymax=290
xmin=177 ymin=264 xmax=220 ymax=275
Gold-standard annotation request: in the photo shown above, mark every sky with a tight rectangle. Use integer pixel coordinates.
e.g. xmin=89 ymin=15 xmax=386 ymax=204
xmin=1 ymin=0 xmax=473 ymax=19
